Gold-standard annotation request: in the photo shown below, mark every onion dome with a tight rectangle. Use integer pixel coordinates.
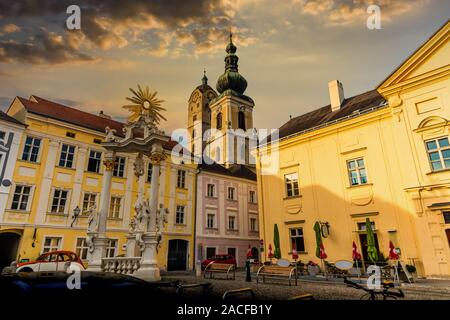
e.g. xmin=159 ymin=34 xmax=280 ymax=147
xmin=216 ymin=33 xmax=248 ymax=95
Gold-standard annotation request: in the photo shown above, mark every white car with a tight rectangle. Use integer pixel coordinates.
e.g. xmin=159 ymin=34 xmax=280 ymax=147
xmin=13 ymin=250 xmax=85 ymax=273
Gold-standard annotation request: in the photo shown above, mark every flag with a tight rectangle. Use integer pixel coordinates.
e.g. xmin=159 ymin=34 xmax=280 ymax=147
xmin=389 ymin=241 xmax=399 ymax=260
xmin=352 ymin=241 xmax=362 ymax=260
xmin=319 ymin=243 xmax=327 ymax=259
xmin=268 ymin=244 xmax=274 ymax=259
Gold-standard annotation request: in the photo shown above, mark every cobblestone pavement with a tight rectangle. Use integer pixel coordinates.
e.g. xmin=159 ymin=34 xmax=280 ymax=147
xmin=161 ymin=271 xmax=450 ymax=300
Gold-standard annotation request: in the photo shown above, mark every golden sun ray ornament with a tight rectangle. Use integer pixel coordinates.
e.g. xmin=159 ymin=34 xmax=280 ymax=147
xmin=122 ymin=85 xmax=167 ymax=124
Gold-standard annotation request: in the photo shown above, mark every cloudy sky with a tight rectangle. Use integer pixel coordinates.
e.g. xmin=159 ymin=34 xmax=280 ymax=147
xmin=0 ymin=0 xmax=449 ymax=133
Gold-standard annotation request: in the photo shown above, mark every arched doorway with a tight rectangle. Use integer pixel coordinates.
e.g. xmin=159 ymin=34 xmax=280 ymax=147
xmin=0 ymin=232 xmax=21 ymax=271
xmin=167 ymin=239 xmax=188 ymax=271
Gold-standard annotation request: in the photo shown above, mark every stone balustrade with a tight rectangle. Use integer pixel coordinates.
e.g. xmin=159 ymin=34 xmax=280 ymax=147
xmin=102 ymin=257 xmax=141 ymax=275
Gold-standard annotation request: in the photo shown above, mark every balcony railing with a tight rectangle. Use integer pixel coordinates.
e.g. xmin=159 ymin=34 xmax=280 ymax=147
xmin=102 ymin=257 xmax=141 ymax=275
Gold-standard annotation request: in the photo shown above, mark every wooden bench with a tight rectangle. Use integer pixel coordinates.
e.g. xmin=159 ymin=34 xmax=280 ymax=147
xmin=204 ymin=262 xmax=235 ymax=280
xmin=256 ymin=265 xmax=297 ymax=286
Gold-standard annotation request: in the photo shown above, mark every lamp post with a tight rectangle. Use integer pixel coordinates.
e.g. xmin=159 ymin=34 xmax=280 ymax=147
xmin=71 ymin=206 xmax=81 ymax=228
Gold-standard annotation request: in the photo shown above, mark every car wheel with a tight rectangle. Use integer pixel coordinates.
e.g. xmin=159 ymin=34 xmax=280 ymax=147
xmin=18 ymin=267 xmax=33 ymax=273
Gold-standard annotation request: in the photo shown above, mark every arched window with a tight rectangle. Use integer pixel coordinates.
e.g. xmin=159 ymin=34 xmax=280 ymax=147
xmin=216 ymin=112 xmax=222 ymax=130
xmin=238 ymin=111 xmax=246 ymax=130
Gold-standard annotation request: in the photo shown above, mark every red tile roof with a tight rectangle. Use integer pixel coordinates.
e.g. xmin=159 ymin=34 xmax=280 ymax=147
xmin=17 ymin=95 xmax=185 ymax=153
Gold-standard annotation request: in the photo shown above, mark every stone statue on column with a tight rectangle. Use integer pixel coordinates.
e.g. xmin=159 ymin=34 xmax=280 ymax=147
xmin=156 ymin=203 xmax=169 ymax=252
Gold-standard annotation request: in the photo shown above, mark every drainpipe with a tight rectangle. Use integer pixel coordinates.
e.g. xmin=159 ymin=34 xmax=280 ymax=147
xmin=193 ymin=167 xmax=200 ymax=274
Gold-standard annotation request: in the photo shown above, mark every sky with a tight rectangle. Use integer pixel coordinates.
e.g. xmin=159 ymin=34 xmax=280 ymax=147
xmin=0 ymin=0 xmax=449 ymax=134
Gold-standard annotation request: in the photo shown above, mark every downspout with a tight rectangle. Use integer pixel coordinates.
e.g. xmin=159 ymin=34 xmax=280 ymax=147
xmin=192 ymin=167 xmax=200 ymax=271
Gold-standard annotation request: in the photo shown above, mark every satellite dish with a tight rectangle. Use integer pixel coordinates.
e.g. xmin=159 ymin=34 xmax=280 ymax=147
xmin=277 ymin=259 xmax=290 ymax=267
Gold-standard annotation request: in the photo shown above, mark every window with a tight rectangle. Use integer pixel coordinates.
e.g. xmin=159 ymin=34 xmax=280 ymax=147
xmin=227 ymin=247 xmax=236 ymax=259
xmin=249 ymin=190 xmax=256 ymax=203
xmin=207 ymin=184 xmax=215 ymax=197
xmin=11 ymin=185 xmax=31 ymax=211
xmin=238 ymin=111 xmax=246 ymax=130
xmin=82 ymin=193 xmax=96 ymax=213
xmin=206 ymin=247 xmax=216 ymax=259
xmin=113 ymin=156 xmax=126 ymax=177
xmin=347 ymin=158 xmax=368 ymax=186
xmin=290 ymin=228 xmax=305 ymax=252
xmin=51 ymin=189 xmax=68 ymax=214
xmin=0 ymin=130 xmax=5 ymax=140
xmin=250 ymin=217 xmax=257 ymax=232
xmin=66 ymin=132 xmax=76 ymax=138
xmin=75 ymin=238 xmax=89 ymax=260
xmin=87 ymin=150 xmax=102 ymax=173
xmin=147 ymin=163 xmax=153 ymax=182
xmin=109 ymin=197 xmax=121 ymax=219
xmin=284 ymin=173 xmax=299 ymax=197
xmin=106 ymin=239 xmax=117 ymax=258
xmin=93 ymin=138 xmax=102 ymax=144
xmin=426 ymin=137 xmax=450 ymax=171
xmin=227 ymin=187 xmax=235 ymax=200
xmin=443 ymin=211 xmax=450 ymax=224
xmin=207 ymin=214 xmax=215 ymax=229
xmin=177 ymin=170 xmax=186 ymax=188
xmin=228 ymin=216 xmax=236 ymax=230
xmin=176 ymin=205 xmax=185 ymax=224
xmin=216 ymin=112 xmax=222 ymax=130
xmin=59 ymin=144 xmax=75 ymax=168
xmin=22 ymin=136 xmax=41 ymax=162
xmin=42 ymin=237 xmax=62 ymax=254
xmin=357 ymin=221 xmax=376 ymax=231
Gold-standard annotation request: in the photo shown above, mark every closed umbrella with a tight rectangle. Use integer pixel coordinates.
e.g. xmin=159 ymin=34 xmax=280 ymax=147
xmin=268 ymin=244 xmax=274 ymax=261
xmin=273 ymin=224 xmax=281 ymax=259
xmin=365 ymin=218 xmax=378 ymax=263
xmin=314 ymin=221 xmax=327 ymax=277
xmin=352 ymin=241 xmax=362 ymax=277
xmin=247 ymin=245 xmax=253 ymax=259
xmin=292 ymin=242 xmax=298 ymax=261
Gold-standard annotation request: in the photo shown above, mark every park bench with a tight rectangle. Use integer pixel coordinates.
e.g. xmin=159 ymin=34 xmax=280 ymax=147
xmin=204 ymin=262 xmax=236 ymax=280
xmin=256 ymin=265 xmax=298 ymax=286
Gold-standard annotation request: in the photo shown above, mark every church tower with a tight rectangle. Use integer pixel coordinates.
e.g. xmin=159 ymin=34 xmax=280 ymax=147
xmin=187 ymin=71 xmax=218 ymax=158
xmin=207 ymin=33 xmax=255 ymax=167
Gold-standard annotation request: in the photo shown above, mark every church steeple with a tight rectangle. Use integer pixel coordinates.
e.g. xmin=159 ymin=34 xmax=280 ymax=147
xmin=216 ymin=32 xmax=248 ymax=95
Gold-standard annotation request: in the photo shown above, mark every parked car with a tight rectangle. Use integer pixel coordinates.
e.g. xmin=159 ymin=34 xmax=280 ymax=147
xmin=201 ymin=254 xmax=236 ymax=270
xmin=3 ymin=251 xmax=85 ymax=274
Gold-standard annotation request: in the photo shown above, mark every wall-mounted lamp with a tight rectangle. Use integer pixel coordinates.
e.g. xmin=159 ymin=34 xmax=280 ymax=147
xmin=71 ymin=206 xmax=81 ymax=228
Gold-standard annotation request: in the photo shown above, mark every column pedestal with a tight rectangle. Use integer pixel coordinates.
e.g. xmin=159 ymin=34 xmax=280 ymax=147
xmin=126 ymin=233 xmax=138 ymax=257
xmin=87 ymin=233 xmax=109 ymax=272
xmin=133 ymin=232 xmax=161 ymax=281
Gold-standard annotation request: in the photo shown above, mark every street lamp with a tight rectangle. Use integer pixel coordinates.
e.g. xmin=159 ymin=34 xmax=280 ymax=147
xmin=71 ymin=206 xmax=81 ymax=227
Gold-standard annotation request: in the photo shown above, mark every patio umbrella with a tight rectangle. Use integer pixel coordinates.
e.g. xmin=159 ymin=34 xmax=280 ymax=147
xmin=388 ymin=241 xmax=399 ymax=260
xmin=246 ymin=245 xmax=253 ymax=259
xmin=365 ymin=218 xmax=378 ymax=263
xmin=268 ymin=244 xmax=274 ymax=259
xmin=292 ymin=242 xmax=298 ymax=261
xmin=352 ymin=241 xmax=362 ymax=261
xmin=273 ymin=224 xmax=281 ymax=259
xmin=313 ymin=221 xmax=324 ymax=259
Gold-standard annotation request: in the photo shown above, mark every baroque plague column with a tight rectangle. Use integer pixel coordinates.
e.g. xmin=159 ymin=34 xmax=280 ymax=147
xmin=87 ymin=85 xmax=169 ymax=281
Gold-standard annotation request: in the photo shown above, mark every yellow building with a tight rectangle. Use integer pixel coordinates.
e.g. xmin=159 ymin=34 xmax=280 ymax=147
xmin=256 ymin=21 xmax=450 ymax=277
xmin=1 ymin=95 xmax=197 ymax=271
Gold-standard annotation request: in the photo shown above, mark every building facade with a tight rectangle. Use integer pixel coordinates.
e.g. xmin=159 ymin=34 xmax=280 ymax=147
xmin=0 ymin=111 xmax=25 ymax=270
xmin=256 ymin=21 xmax=450 ymax=277
xmin=2 ymin=96 xmax=197 ymax=271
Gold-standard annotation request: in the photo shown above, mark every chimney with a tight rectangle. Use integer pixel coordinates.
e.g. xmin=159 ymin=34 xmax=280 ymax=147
xmin=98 ymin=110 xmax=112 ymax=119
xmin=328 ymin=80 xmax=345 ymax=112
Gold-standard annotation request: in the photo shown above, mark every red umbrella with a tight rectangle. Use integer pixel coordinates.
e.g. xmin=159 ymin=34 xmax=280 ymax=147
xmin=268 ymin=244 xmax=274 ymax=259
xmin=246 ymin=245 xmax=253 ymax=259
xmin=389 ymin=241 xmax=399 ymax=260
xmin=292 ymin=242 xmax=298 ymax=260
xmin=352 ymin=241 xmax=362 ymax=260
xmin=319 ymin=243 xmax=327 ymax=259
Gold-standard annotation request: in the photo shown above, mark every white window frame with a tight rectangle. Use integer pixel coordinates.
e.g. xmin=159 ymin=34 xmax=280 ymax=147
xmin=207 ymin=184 xmax=215 ymax=197
xmin=82 ymin=192 xmax=97 ymax=213
xmin=42 ymin=236 xmax=62 ymax=254
xmin=109 ymin=196 xmax=122 ymax=219
xmin=228 ymin=215 xmax=237 ymax=230
xmin=425 ymin=137 xmax=450 ymax=172
xmin=21 ymin=135 xmax=42 ymax=163
xmin=177 ymin=170 xmax=186 ymax=188
xmin=87 ymin=149 xmax=102 ymax=173
xmin=289 ymin=227 xmax=305 ymax=252
xmin=347 ymin=158 xmax=368 ymax=186
xmin=249 ymin=216 xmax=258 ymax=232
xmin=58 ymin=143 xmax=76 ymax=168
xmin=284 ymin=172 xmax=300 ymax=197
xmin=106 ymin=239 xmax=118 ymax=258
xmin=50 ymin=189 xmax=70 ymax=214
xmin=227 ymin=187 xmax=235 ymax=200
xmin=175 ymin=205 xmax=185 ymax=225
xmin=10 ymin=184 xmax=32 ymax=211
xmin=249 ymin=190 xmax=256 ymax=204
xmin=113 ymin=156 xmax=126 ymax=178
xmin=206 ymin=213 xmax=216 ymax=229
xmin=75 ymin=237 xmax=89 ymax=260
